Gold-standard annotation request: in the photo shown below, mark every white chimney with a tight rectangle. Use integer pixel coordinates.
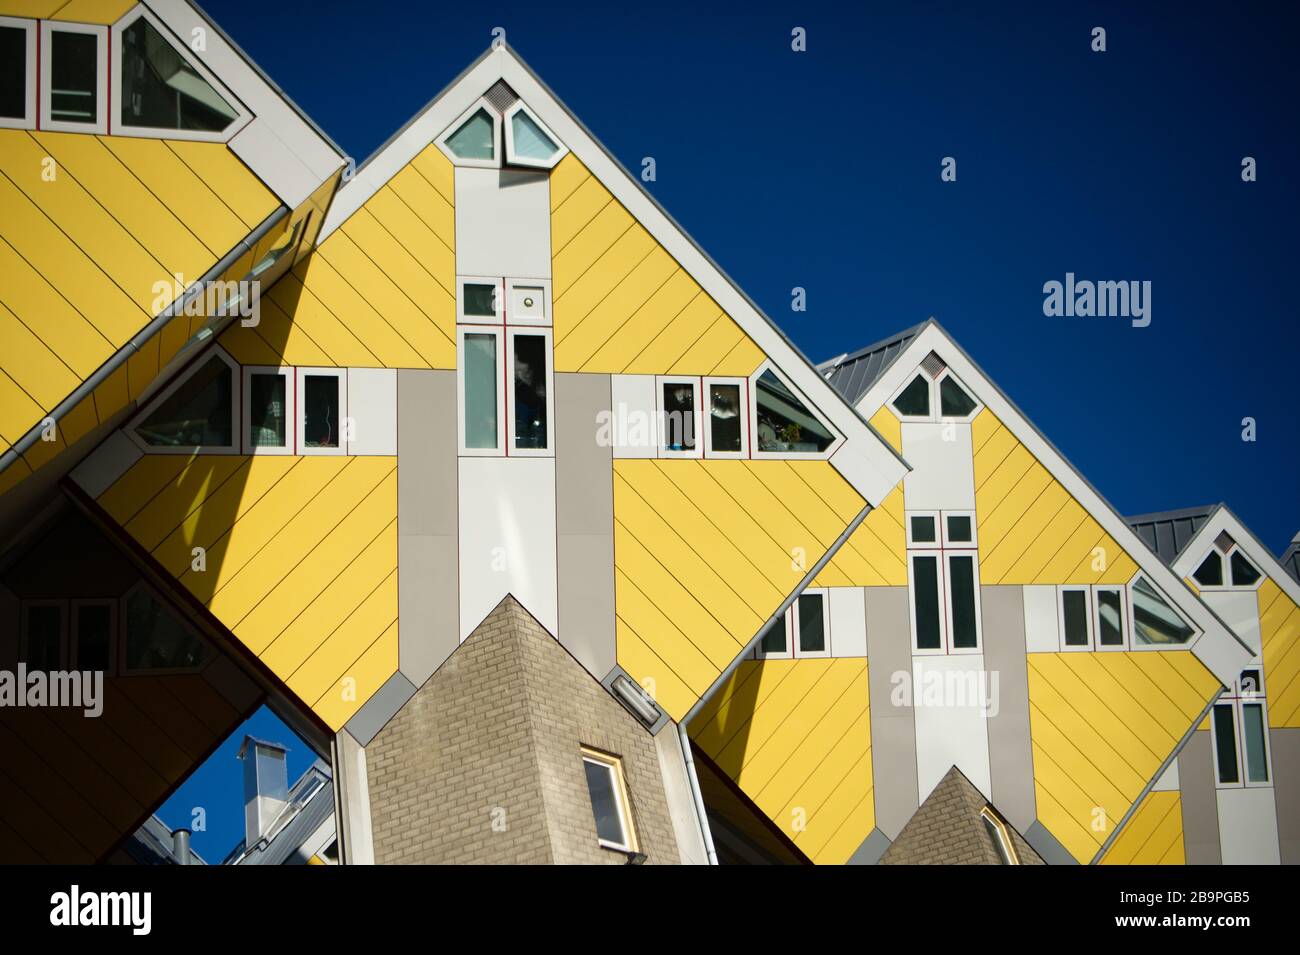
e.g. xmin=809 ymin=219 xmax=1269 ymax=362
xmin=238 ymin=736 xmax=289 ymax=847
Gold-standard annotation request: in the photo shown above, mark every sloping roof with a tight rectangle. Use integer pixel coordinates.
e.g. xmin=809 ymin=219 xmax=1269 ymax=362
xmin=1280 ymin=534 xmax=1300 ymax=585
xmin=880 ymin=766 xmax=1043 ymax=865
xmin=1126 ymin=505 xmax=1222 ymax=564
xmin=225 ymin=759 xmax=334 ymax=865
xmin=817 ymin=322 xmax=926 ymax=406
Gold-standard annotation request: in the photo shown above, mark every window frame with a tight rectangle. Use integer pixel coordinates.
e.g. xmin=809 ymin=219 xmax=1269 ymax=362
xmin=505 ymin=326 xmax=555 ymax=457
xmin=793 ymin=588 xmax=832 ymax=658
xmin=1093 ymin=584 xmax=1129 ymax=651
xmin=295 ymin=367 xmax=348 ymax=457
xmin=702 ymin=375 xmax=749 ymax=459
xmin=457 ymin=325 xmax=507 ymax=456
xmin=504 ymin=276 xmax=551 ymax=327
xmin=1192 ymin=542 xmax=1263 ymax=593
xmin=889 ymin=371 xmax=933 ymax=419
xmin=580 ymin=747 xmax=638 ymax=853
xmin=748 ymin=361 xmax=842 ymax=459
xmin=887 ymin=363 xmax=982 ymax=423
xmin=1057 ymin=585 xmax=1094 ymax=652
xmin=908 ymin=550 xmax=947 ymax=656
xmin=71 ymin=598 xmax=117 ymax=676
xmin=118 ymin=580 xmax=211 ymax=676
xmin=1127 ymin=572 xmax=1198 ymax=650
xmin=934 ymin=368 xmax=981 ymax=422
xmin=128 ymin=346 xmax=240 ymax=455
xmin=109 ymin=6 xmax=250 ymax=143
xmin=502 ymin=100 xmax=568 ymax=170
xmin=753 ymin=611 xmax=793 ymax=660
xmin=435 ymin=97 xmax=501 ymax=169
xmin=457 ymin=275 xmax=504 ymax=325
xmin=39 ymin=20 xmax=108 ymax=134
xmin=0 ymin=16 xmax=37 ymax=130
xmin=1212 ymin=672 xmax=1272 ymax=789
xmin=242 ymin=365 xmax=295 ymax=455
xmin=656 ymin=375 xmax=703 ymax=459
xmin=19 ymin=599 xmax=68 ymax=670
xmin=943 ymin=550 xmax=983 ymax=654
xmin=941 ymin=510 xmax=977 ymax=547
xmin=906 ymin=510 xmax=940 ymax=548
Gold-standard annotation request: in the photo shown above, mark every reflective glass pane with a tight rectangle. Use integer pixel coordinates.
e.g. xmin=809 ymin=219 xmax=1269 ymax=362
xmin=661 ymin=382 xmax=695 ymax=451
xmin=759 ymin=616 xmax=786 ymax=655
xmin=120 ymin=16 xmax=237 ymax=131
xmin=1062 ymin=590 xmax=1089 ymax=646
xmin=510 ymin=109 xmax=558 ymax=161
xmin=1212 ymin=704 xmax=1239 ymax=784
xmin=798 ymin=594 xmax=825 ymax=653
xmin=912 ymin=555 xmax=941 ymax=649
xmin=754 ymin=369 xmax=834 ymax=452
xmin=303 ymin=375 xmax=340 ymax=448
xmin=0 ymin=27 xmax=25 ymax=119
xmin=446 ymin=108 xmax=494 ymax=159
xmin=124 ymin=589 xmax=209 ymax=672
xmin=949 ymin=555 xmax=978 ymax=649
xmin=946 ymin=514 xmax=972 ymax=543
xmin=463 ymin=282 xmax=497 ymax=317
xmin=708 ymin=384 xmax=743 ymax=453
xmin=249 ymin=373 xmax=287 ymax=448
xmin=51 ymin=31 xmax=97 ymax=123
xmin=1242 ymin=704 xmax=1268 ymax=783
xmin=892 ymin=374 xmax=930 ymax=416
xmin=583 ymin=758 xmax=626 ymax=846
xmin=939 ymin=375 xmax=978 ymax=417
xmin=136 ymin=355 xmax=232 ymax=447
xmin=1230 ymin=551 xmax=1261 ymax=586
xmin=464 ymin=333 xmax=498 ymax=449
xmin=910 ymin=515 xmax=936 ymax=543
xmin=513 ymin=334 xmax=547 ymax=450
xmin=1131 ymin=576 xmax=1195 ymax=645
xmin=1193 ymin=552 xmax=1223 ymax=587
xmin=1097 ymin=588 xmax=1124 ymax=646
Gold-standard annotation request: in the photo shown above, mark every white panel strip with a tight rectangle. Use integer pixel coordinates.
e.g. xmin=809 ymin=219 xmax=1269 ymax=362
xmin=828 ymin=587 xmax=867 ymax=658
xmin=348 ymin=368 xmax=397 ymax=455
xmin=911 ymin=654 xmax=994 ymax=801
xmin=1023 ymin=585 xmax=1061 ymax=654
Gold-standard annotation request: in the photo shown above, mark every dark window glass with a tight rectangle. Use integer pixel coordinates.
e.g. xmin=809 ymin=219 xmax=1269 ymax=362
xmin=23 ymin=605 xmax=62 ymax=669
xmin=302 ymin=375 xmax=339 ymax=448
xmin=50 ymin=30 xmax=97 ymax=124
xmin=1242 ymin=704 xmax=1268 ymax=783
xmin=75 ymin=603 xmax=112 ymax=671
xmin=249 ymin=373 xmax=287 ymax=448
xmin=939 ymin=375 xmax=978 ymax=417
xmin=1230 ymin=551 xmax=1261 ymax=587
xmin=910 ymin=515 xmax=936 ymax=543
xmin=1193 ymin=552 xmax=1223 ymax=587
xmin=136 ymin=355 xmax=232 ymax=447
xmin=893 ymin=374 xmax=930 ymax=416
xmin=946 ymin=514 xmax=972 ymax=543
xmin=583 ymin=757 xmax=627 ymax=847
xmin=1131 ymin=576 xmax=1195 ymax=645
xmin=1097 ymin=588 xmax=1124 ymax=646
xmin=708 ymin=383 xmax=742 ymax=453
xmin=120 ymin=16 xmax=237 ymax=131
xmin=0 ymin=26 xmax=26 ymax=119
xmin=124 ymin=588 xmax=209 ymax=672
xmin=754 ymin=369 xmax=834 ymax=452
xmin=463 ymin=282 xmax=497 ymax=317
xmin=912 ymin=555 xmax=941 ymax=649
xmin=1212 ymin=703 xmax=1239 ymax=784
xmin=661 ymin=382 xmax=695 ymax=451
xmin=513 ymin=334 xmax=547 ymax=449
xmin=798 ymin=594 xmax=825 ymax=653
xmin=1239 ymin=668 xmax=1262 ymax=697
xmin=759 ymin=616 xmax=786 ymax=655
xmin=1062 ymin=590 xmax=1089 ymax=646
xmin=949 ymin=555 xmax=978 ymax=649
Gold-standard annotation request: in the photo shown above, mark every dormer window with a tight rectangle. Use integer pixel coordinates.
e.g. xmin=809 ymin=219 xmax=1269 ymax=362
xmin=890 ymin=352 xmax=980 ymax=422
xmin=443 ymin=104 xmax=497 ymax=163
xmin=504 ymin=101 xmax=566 ymax=168
xmin=437 ymin=90 xmax=567 ymax=170
xmin=1192 ymin=533 xmax=1263 ymax=590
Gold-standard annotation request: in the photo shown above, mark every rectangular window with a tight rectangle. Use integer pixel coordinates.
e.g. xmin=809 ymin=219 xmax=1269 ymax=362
xmin=41 ymin=23 xmax=106 ymax=133
xmin=508 ymin=329 xmax=552 ymax=453
xmin=756 ymin=614 xmax=790 ymax=658
xmin=945 ymin=513 xmax=974 ymax=545
xmin=704 ymin=378 xmax=746 ymax=457
xmin=907 ymin=512 xmax=938 ymax=546
xmin=911 ymin=554 xmax=942 ymax=651
xmin=20 ymin=601 xmax=66 ymax=670
xmin=298 ymin=368 xmax=346 ymax=454
xmin=658 ymin=377 xmax=700 ymax=457
xmin=581 ymin=748 xmax=637 ymax=853
xmin=946 ymin=554 xmax=980 ymax=650
xmin=1241 ymin=703 xmax=1269 ymax=784
xmin=1212 ymin=703 xmax=1240 ymax=785
xmin=459 ymin=329 xmax=503 ymax=453
xmin=72 ymin=599 xmax=115 ymax=673
xmin=458 ymin=277 xmax=502 ymax=324
xmin=243 ymin=367 xmax=293 ymax=453
xmin=1060 ymin=587 xmax=1092 ymax=649
xmin=797 ymin=591 xmax=829 ymax=656
xmin=0 ymin=18 xmax=36 ymax=128
xmin=1095 ymin=586 xmax=1126 ymax=648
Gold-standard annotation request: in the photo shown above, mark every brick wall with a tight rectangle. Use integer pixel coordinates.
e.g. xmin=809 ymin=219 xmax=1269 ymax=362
xmin=366 ymin=596 xmax=681 ymax=864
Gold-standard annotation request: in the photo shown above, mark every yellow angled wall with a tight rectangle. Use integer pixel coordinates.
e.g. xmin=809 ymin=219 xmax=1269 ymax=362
xmin=95 ymin=454 xmax=399 ymax=731
xmin=0 ymin=1 xmax=136 ymax=22
xmin=549 ymin=154 xmax=764 ymax=376
xmin=812 ymin=485 xmax=906 ymax=587
xmin=1099 ymin=790 xmax=1186 ymax=865
xmin=1258 ymin=579 xmax=1300 ymax=727
xmin=690 ymin=657 xmax=873 ymax=864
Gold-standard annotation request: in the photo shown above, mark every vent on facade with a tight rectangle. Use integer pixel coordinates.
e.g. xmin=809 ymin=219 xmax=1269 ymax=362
xmin=1214 ymin=531 xmax=1236 ymax=554
xmin=484 ymin=81 xmax=518 ymax=113
xmin=610 ymin=673 xmax=662 ymax=729
xmin=920 ymin=351 xmax=947 ymax=379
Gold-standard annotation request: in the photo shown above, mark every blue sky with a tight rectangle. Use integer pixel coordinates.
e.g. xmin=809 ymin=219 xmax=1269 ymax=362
xmin=207 ymin=0 xmax=1297 ymax=550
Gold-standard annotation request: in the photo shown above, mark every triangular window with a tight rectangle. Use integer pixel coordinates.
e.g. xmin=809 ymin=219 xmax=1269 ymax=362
xmin=444 ymin=107 xmax=496 ymax=161
xmin=893 ymin=374 xmax=930 ymax=417
xmin=939 ymin=375 xmax=978 ymax=417
xmin=135 ymin=353 xmax=235 ymax=449
xmin=1130 ymin=576 xmax=1196 ymax=645
xmin=1193 ymin=551 xmax=1224 ymax=587
xmin=753 ymin=368 xmax=835 ymax=453
xmin=1230 ymin=551 xmax=1261 ymax=586
xmin=119 ymin=14 xmax=240 ymax=134
xmin=504 ymin=102 xmax=565 ymax=168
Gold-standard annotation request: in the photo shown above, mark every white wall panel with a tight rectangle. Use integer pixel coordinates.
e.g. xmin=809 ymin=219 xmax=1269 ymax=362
xmin=455 ymin=167 xmax=551 ymax=279
xmin=901 ymin=422 xmax=975 ymax=510
xmin=912 ymin=654 xmax=993 ymax=802
xmin=609 ymin=374 xmax=656 ymax=458
xmin=1216 ymin=786 xmax=1281 ymax=864
xmin=1201 ymin=590 xmax=1263 ymax=657
xmin=348 ymin=368 xmax=397 ymax=455
xmin=829 ymin=587 xmax=867 ymax=657
xmin=1023 ymin=585 xmax=1061 ymax=653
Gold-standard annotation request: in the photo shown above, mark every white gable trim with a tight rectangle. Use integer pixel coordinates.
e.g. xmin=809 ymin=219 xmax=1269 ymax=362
xmin=855 ymin=321 xmax=1251 ymax=686
xmin=1171 ymin=507 xmax=1300 ymax=610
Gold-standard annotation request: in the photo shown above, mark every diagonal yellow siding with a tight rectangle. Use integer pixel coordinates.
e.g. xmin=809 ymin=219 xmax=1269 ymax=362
xmin=813 ymin=485 xmax=906 ymax=587
xmin=0 ymin=0 xmax=138 ymax=22
xmin=95 ymin=454 xmax=398 ymax=731
xmin=1027 ymin=650 xmax=1217 ymax=863
xmin=1259 ymin=579 xmax=1300 ymax=727
xmin=1099 ymin=790 xmax=1186 ymax=865
xmin=223 ymin=145 xmax=455 ymax=368
xmin=690 ymin=657 xmax=873 ymax=864
xmin=614 ymin=458 xmax=864 ymax=720
xmin=868 ymin=405 xmax=901 ymax=453
xmin=549 ymin=154 xmax=765 ymax=376
xmin=973 ymin=409 xmax=1137 ymax=585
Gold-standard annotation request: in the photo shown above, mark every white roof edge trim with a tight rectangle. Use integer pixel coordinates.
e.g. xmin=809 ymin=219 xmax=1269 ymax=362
xmin=1171 ymin=507 xmax=1300 ymax=610
xmin=319 ymin=44 xmax=907 ymax=507
xmin=855 ymin=321 xmax=1252 ymax=686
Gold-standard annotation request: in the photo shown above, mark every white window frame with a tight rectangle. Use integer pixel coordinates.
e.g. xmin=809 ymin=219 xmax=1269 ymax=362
xmin=1127 ymin=572 xmax=1199 ymax=651
xmin=1211 ymin=682 xmax=1273 ymax=791
xmin=941 ymin=510 xmax=977 ymax=547
xmin=943 ymin=550 xmax=983 ymax=655
xmin=39 ymin=20 xmax=108 ymax=134
xmin=908 ymin=550 xmax=946 ymax=656
xmin=119 ymin=580 xmax=211 ymax=676
xmin=435 ymin=97 xmax=501 ymax=169
xmin=0 ymin=17 xmax=37 ymax=130
xmin=887 ymin=364 xmax=982 ymax=423
xmin=505 ymin=326 xmax=555 ymax=457
xmin=889 ymin=370 xmax=934 ymax=420
xmin=656 ymin=376 xmax=703 ymax=459
xmin=457 ymin=275 xmax=504 ymax=325
xmin=906 ymin=510 xmax=941 ymax=548
xmin=1092 ymin=584 xmax=1129 ymax=651
xmin=128 ymin=346 xmax=240 ymax=455
xmin=792 ymin=588 xmax=831 ymax=658
xmin=504 ymin=276 xmax=551 ymax=327
xmin=753 ymin=612 xmax=793 ymax=660
xmin=1057 ymin=585 xmax=1094 ymax=652
xmin=295 ymin=367 xmax=348 ymax=457
xmin=109 ymin=6 xmax=250 ymax=143
xmin=71 ymin=598 xmax=117 ymax=676
xmin=1191 ymin=543 xmax=1263 ymax=593
xmin=457 ymin=325 xmax=506 ymax=456
xmin=502 ymin=100 xmax=568 ymax=170
xmin=748 ymin=361 xmax=842 ymax=459
xmin=702 ymin=376 xmax=749 ymax=459
xmin=242 ymin=365 xmax=295 ymax=455
xmin=580 ymin=748 xmax=637 ymax=853
xmin=19 ymin=599 xmax=68 ymax=669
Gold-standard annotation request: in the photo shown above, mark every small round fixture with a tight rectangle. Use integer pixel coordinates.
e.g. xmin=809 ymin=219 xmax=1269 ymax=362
xmin=524 ymin=296 xmax=535 ymax=308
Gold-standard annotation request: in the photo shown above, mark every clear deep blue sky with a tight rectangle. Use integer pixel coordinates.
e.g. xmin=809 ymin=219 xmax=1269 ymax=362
xmin=209 ymin=0 xmax=1297 ymax=549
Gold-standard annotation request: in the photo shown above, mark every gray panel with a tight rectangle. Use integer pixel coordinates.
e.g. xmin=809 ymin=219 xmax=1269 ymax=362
xmin=1177 ymin=730 xmax=1222 ymax=865
xmin=847 ymin=827 xmax=891 ymax=865
xmin=554 ymin=373 xmax=616 ymax=678
xmin=1269 ymin=727 xmax=1300 ymax=865
xmin=980 ymin=585 xmax=1036 ymax=832
xmin=345 ymin=671 xmax=417 ymax=746
xmin=397 ymin=370 xmax=459 ymax=686
xmin=864 ymin=586 xmax=919 ymax=840
xmin=1024 ymin=820 xmax=1078 ymax=865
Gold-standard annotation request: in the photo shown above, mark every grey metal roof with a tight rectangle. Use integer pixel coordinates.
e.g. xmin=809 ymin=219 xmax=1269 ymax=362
xmin=224 ymin=760 xmax=334 ymax=865
xmin=817 ymin=322 xmax=927 ymax=406
xmin=123 ymin=815 xmax=207 ymax=866
xmin=1125 ymin=505 xmax=1221 ymax=564
xmin=1280 ymin=534 xmax=1300 ymax=584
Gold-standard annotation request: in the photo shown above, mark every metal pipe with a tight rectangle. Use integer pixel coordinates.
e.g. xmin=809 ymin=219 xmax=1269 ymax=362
xmin=172 ymin=828 xmax=191 ymax=866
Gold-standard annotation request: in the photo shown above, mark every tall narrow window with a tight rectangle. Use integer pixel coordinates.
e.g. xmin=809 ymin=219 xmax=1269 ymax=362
xmin=21 ymin=603 xmax=65 ymax=670
xmin=947 ymin=554 xmax=979 ymax=649
xmin=1212 ymin=703 xmax=1240 ymax=785
xmin=118 ymin=14 xmax=239 ymax=134
xmin=246 ymin=369 xmax=290 ymax=451
xmin=0 ymin=19 xmax=35 ymax=128
xmin=758 ymin=615 xmax=788 ymax=656
xmin=707 ymin=382 xmax=743 ymax=454
xmin=912 ymin=554 xmax=942 ymax=650
xmin=753 ymin=368 xmax=835 ymax=453
xmin=797 ymin=592 xmax=827 ymax=655
xmin=463 ymin=332 xmax=499 ymax=450
xmin=1061 ymin=588 xmax=1091 ymax=648
xmin=1242 ymin=703 xmax=1269 ymax=783
xmin=135 ymin=353 xmax=235 ymax=449
xmin=511 ymin=332 xmax=548 ymax=451
xmin=1095 ymin=587 xmax=1126 ymax=647
xmin=72 ymin=600 xmax=114 ymax=672
xmin=50 ymin=30 xmax=98 ymax=124
xmin=581 ymin=749 xmax=637 ymax=853
xmin=660 ymin=379 xmax=697 ymax=454
xmin=299 ymin=369 xmax=345 ymax=454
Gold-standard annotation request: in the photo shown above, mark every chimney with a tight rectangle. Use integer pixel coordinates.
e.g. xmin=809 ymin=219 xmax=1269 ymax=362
xmin=172 ymin=828 xmax=191 ymax=865
xmin=238 ymin=736 xmax=289 ymax=847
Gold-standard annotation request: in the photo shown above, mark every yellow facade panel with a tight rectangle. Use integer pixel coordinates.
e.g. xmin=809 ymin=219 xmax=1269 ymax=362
xmin=617 ymin=291 xmax=718 ymax=375
xmin=387 ymin=163 xmax=456 ymax=252
xmin=667 ymin=315 xmax=744 ymax=376
xmin=1259 ymin=580 xmax=1300 ymax=727
xmin=309 ymin=620 xmax=399 ymax=731
xmin=47 ymin=0 xmax=138 ymax=23
xmin=362 ymin=188 xmax=456 ymax=292
xmin=868 ymin=406 xmax=901 ymax=454
xmin=0 ymin=369 xmax=43 ymax=447
xmin=557 ymin=247 xmax=679 ymax=370
xmin=551 ymin=174 xmax=616 ymax=260
xmin=549 ymin=152 xmax=591 ymax=212
xmin=0 ymin=300 xmax=80 ymax=413
xmin=1100 ymin=790 xmax=1185 ymax=865
xmin=408 ymin=145 xmax=456 ymax=209
xmin=614 ymin=618 xmax=698 ymax=722
xmin=166 ymin=141 xmax=280 ymax=230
